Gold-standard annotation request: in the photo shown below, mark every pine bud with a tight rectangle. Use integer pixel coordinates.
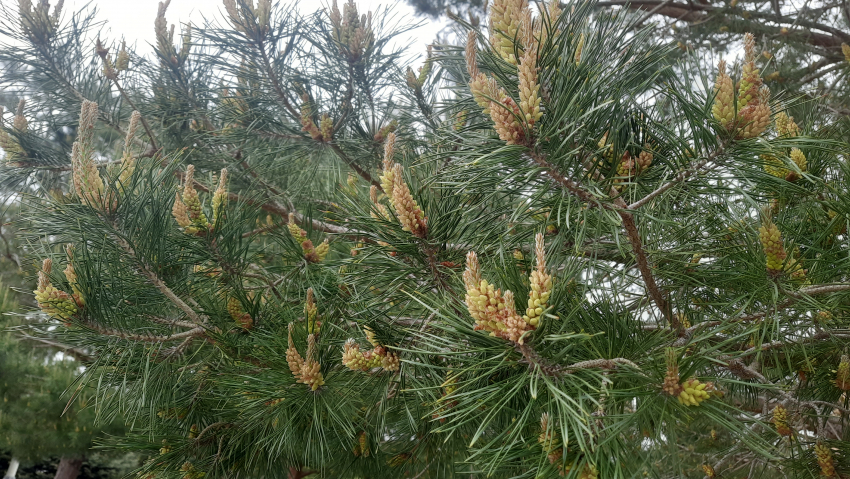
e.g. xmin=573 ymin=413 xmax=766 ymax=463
xmin=836 ymin=354 xmax=850 ymax=390
xmin=358 ymin=431 xmax=369 ymax=457
xmin=662 ymin=348 xmax=682 ymax=396
xmin=737 ymin=34 xmax=761 ymax=111
xmin=574 ymin=33 xmax=585 ymax=65
xmin=299 ymin=334 xmax=325 ymax=391
xmin=702 ymin=464 xmax=716 ymax=478
xmin=490 ymin=0 xmax=527 ymax=64
xmin=759 ymin=219 xmax=786 ymax=276
xmin=465 ymin=30 xmax=480 ymax=78
xmin=369 ymin=185 xmax=390 ymax=219
xmin=373 ymin=120 xmax=397 ymax=143
xmin=454 ymin=110 xmax=467 ymax=131
xmin=636 ymin=148 xmax=653 ymax=173
xmin=305 ymin=288 xmax=320 ymax=334
xmin=227 ymin=297 xmax=253 ymax=330
xmin=390 ymin=164 xmax=428 ymax=238
xmin=34 ymin=259 xmax=79 ymax=323
xmin=522 ymin=233 xmax=552 ymax=327
xmin=772 ymin=405 xmax=792 ymax=436
xmin=13 ymin=99 xmax=27 ymax=132
xmin=814 ymin=442 xmax=837 ymax=477
xmin=774 ymin=111 xmax=800 ymax=137
xmin=379 ymin=133 xmax=396 ymax=196
xmin=518 ymin=47 xmax=542 ymax=128
xmin=300 ymin=95 xmax=323 ymax=141
xmin=538 ymin=412 xmax=561 ymax=454
xmin=288 ymin=213 xmax=307 ymax=245
xmin=72 ymin=101 xmax=105 ymax=208
xmin=116 ymin=41 xmax=130 ymax=71
xmin=211 ymin=168 xmax=228 ymax=227
xmin=490 ymin=91 xmax=525 ymax=145
xmin=711 ymin=60 xmax=735 ymax=129
xmin=463 ymin=251 xmax=533 ymax=343
xmin=63 ymin=245 xmax=83 ymax=306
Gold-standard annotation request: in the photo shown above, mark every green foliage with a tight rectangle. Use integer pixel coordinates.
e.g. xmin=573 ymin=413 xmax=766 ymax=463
xmin=0 ymin=0 xmax=849 ymax=478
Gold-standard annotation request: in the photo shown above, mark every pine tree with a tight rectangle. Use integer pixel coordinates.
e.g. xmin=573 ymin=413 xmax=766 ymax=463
xmin=1 ymin=0 xmax=849 ymax=478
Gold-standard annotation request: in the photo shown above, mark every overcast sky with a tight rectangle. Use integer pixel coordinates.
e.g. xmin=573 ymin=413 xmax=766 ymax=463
xmin=58 ymin=0 xmax=444 ymax=61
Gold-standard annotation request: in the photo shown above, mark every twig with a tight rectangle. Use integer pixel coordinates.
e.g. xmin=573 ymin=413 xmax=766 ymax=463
xmin=115 ymin=232 xmax=207 ymax=325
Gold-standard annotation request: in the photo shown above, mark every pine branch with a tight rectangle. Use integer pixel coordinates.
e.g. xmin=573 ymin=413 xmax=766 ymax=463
xmin=114 ymin=231 xmax=207 ymax=326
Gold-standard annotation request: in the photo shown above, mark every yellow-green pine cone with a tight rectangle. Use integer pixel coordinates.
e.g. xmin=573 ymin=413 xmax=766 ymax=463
xmin=737 ymin=86 xmax=771 ymax=139
xmin=677 ymin=378 xmax=711 ymax=406
xmin=358 ymin=431 xmax=369 ymax=457
xmin=522 ymin=233 xmax=552 ymax=327
xmin=517 ymin=48 xmax=542 ymax=127
xmin=775 ymin=111 xmax=800 ymax=137
xmin=636 ymin=148 xmax=653 ymax=173
xmin=286 ymin=324 xmax=305 ymax=377
xmin=34 ymin=259 xmax=78 ymax=322
xmin=299 ymin=95 xmax=322 ymax=140
xmin=314 ymin=239 xmax=330 ymax=262
xmin=759 ymin=220 xmax=786 ymax=276
xmin=790 ymin=148 xmax=807 ymax=172
xmin=319 ymin=113 xmax=333 ymax=141
xmin=469 ymin=73 xmax=496 ymax=113
xmin=390 ymin=164 xmax=428 ymax=238
xmin=836 ymin=354 xmax=850 ymax=390
xmin=381 ymin=351 xmax=400 ymax=371
xmin=538 ymin=413 xmax=561 ymax=454
xmin=490 ymin=92 xmax=525 ymax=145
xmin=814 ymin=442 xmax=837 ymax=477
xmin=305 ymin=288 xmax=320 ymax=334
xmin=614 ymin=152 xmax=635 ymax=191
xmin=379 ymin=133 xmax=396 ymax=196
xmin=211 ymin=168 xmax=228 ymax=227
xmin=490 ymin=0 xmax=526 ymax=64
xmin=772 ymin=405 xmax=793 ymax=436
xmin=574 ymin=33 xmax=585 ymax=65
xmin=711 ymin=60 xmax=735 ymax=129
xmin=762 ymin=154 xmax=787 ymax=178
xmin=287 ymin=213 xmax=307 ymax=245
xmin=843 ymin=43 xmax=850 ymax=62
xmin=737 ymin=33 xmax=762 ymax=110
xmin=181 ymin=165 xmax=209 ymax=228
xmin=115 ymin=42 xmax=130 ymax=71
xmin=702 ymin=464 xmax=716 ymax=478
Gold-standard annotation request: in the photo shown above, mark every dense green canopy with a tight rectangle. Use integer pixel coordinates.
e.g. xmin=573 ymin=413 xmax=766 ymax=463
xmin=0 ymin=0 xmax=848 ymax=478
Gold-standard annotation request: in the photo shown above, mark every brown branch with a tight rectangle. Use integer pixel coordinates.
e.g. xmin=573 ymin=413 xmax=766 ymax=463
xmin=628 ymin=144 xmax=727 ymax=210
xmin=528 ymin=150 xmax=675 ymax=329
xmin=17 ymin=334 xmax=92 ymax=362
xmin=329 ymin=143 xmax=384 ymax=192
xmin=145 ymin=315 xmax=198 ymax=330
xmin=84 ymin=322 xmax=204 ymax=343
xmin=516 ymin=343 xmax=639 ymax=378
xmin=594 ymin=0 xmax=850 ymax=50
xmin=115 ymin=233 xmax=207 ymax=325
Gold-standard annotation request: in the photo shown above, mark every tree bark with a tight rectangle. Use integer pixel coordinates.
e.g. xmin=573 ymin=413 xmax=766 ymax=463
xmin=3 ymin=458 xmax=19 ymax=479
xmin=54 ymin=457 xmax=83 ymax=479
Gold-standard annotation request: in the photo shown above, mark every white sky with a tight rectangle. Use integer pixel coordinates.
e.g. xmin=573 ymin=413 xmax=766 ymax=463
xmin=53 ymin=0 xmax=444 ymax=62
